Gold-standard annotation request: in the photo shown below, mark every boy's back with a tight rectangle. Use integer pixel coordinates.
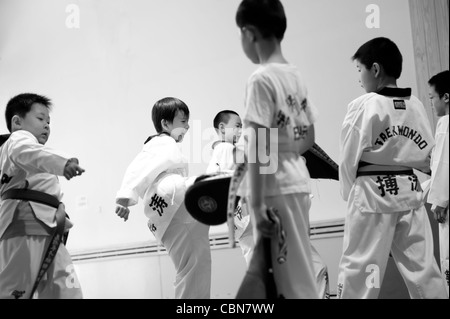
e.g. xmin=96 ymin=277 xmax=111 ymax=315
xmin=337 ymin=37 xmax=447 ymax=299
xmin=240 ymin=62 xmax=318 ymax=197
xmin=340 ymin=88 xmax=434 ymax=200
xmin=235 ymin=0 xmax=320 ymax=298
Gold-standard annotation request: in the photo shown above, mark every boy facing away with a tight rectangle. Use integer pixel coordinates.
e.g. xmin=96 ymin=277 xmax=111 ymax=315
xmin=337 ymin=37 xmax=447 ymax=298
xmin=235 ymin=0 xmax=320 ymax=298
xmin=427 ymin=70 xmax=449 ymax=296
xmin=115 ymin=97 xmax=211 ymax=299
xmin=208 ymin=109 xmax=330 ymax=297
xmin=0 ymin=93 xmax=85 ymax=299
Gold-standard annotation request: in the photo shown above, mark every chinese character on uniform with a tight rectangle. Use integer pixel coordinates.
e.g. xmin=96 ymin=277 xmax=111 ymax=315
xmin=376 ymin=175 xmax=399 ymax=197
xmin=234 ymin=206 xmax=243 ymax=221
xmin=277 ymin=110 xmax=290 ymax=128
xmin=148 ymin=222 xmax=157 ymax=233
xmin=301 ymin=98 xmax=308 ymax=111
xmin=408 ymin=175 xmax=419 ymax=191
xmin=286 ymin=95 xmax=297 ymax=113
xmin=149 ymin=194 xmax=168 ymax=217
xmin=293 ymin=125 xmax=308 ymax=140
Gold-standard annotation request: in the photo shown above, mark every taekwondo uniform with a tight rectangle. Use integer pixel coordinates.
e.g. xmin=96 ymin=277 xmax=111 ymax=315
xmin=427 ymin=114 xmax=449 ymax=296
xmin=310 ymin=241 xmax=330 ymax=299
xmin=0 ymin=130 xmax=82 ymax=299
xmin=116 ymin=134 xmax=211 ymax=299
xmin=338 ymin=87 xmax=447 ymax=299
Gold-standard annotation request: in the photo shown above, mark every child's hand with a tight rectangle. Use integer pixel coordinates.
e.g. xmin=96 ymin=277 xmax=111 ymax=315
xmin=432 ymin=205 xmax=448 ymax=224
xmin=253 ymin=204 xmax=276 ymax=238
xmin=115 ymin=204 xmax=130 ymax=221
xmin=64 ymin=158 xmax=85 ymax=180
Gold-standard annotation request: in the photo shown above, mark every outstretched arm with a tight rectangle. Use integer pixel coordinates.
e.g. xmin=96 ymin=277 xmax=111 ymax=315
xmin=11 ymin=131 xmax=79 ymax=177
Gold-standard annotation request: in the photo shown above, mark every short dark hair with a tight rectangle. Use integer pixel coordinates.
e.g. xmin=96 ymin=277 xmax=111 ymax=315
xmin=213 ymin=110 xmax=240 ymax=130
xmin=151 ymin=97 xmax=190 ymax=133
xmin=428 ymin=70 xmax=449 ymax=98
xmin=5 ymin=93 xmax=52 ymax=132
xmin=352 ymin=37 xmax=403 ymax=79
xmin=236 ymin=0 xmax=287 ymax=41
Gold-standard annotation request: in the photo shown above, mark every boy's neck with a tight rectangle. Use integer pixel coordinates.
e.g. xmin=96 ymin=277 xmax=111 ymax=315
xmin=217 ymin=137 xmax=234 ymax=144
xmin=257 ymin=39 xmax=287 ymax=64
xmin=376 ymin=78 xmax=398 ymax=92
xmin=213 ymin=139 xmax=233 ymax=149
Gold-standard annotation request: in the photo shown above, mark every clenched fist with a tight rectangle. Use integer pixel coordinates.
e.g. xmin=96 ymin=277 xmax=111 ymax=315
xmin=64 ymin=158 xmax=85 ymax=180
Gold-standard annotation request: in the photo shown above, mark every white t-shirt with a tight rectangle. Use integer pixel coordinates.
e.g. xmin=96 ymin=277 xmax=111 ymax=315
xmin=239 ymin=63 xmax=319 ymax=197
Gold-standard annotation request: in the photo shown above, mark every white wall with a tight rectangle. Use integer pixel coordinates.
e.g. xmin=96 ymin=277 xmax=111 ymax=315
xmin=72 ymin=241 xmax=250 ymax=299
xmin=0 ymin=0 xmax=417 ymax=296
xmin=71 ymin=222 xmax=344 ymax=299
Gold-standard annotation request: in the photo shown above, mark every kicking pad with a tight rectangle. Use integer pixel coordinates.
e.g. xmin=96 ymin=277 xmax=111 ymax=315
xmin=185 ymin=172 xmax=234 ymax=226
xmin=302 ymin=142 xmax=339 ymax=181
xmin=185 ymin=143 xmax=339 ymax=226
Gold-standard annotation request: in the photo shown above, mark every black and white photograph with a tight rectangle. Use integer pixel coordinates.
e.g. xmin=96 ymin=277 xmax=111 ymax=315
xmin=0 ymin=0 xmax=448 ymax=308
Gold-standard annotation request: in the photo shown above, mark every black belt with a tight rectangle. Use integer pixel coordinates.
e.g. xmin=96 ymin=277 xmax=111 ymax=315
xmin=357 ymin=169 xmax=414 ymax=177
xmin=1 ymin=188 xmax=66 ymax=299
xmin=356 ymin=162 xmax=415 ymax=177
xmin=2 ymin=189 xmax=60 ymax=208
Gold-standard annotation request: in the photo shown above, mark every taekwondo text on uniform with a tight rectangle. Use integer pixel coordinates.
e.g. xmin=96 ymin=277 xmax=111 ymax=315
xmin=374 ymin=125 xmax=429 ymax=150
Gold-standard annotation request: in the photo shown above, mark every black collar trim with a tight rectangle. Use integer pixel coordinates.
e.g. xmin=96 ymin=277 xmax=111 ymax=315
xmin=144 ymin=132 xmax=170 ymax=144
xmin=377 ymin=87 xmax=411 ymax=98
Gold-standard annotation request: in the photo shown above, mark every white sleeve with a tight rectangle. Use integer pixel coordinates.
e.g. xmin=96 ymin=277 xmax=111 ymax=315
xmin=427 ymin=119 xmax=449 ymax=208
xmin=116 ymin=140 xmax=183 ymax=206
xmin=339 ymin=103 xmax=369 ymax=201
xmin=243 ymin=74 xmax=274 ymax=129
xmin=10 ymin=131 xmax=70 ymax=176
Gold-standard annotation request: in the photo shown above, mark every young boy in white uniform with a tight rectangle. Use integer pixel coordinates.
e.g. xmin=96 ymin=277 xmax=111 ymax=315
xmin=427 ymin=70 xmax=449 ymax=296
xmin=206 ymin=110 xmax=243 ymax=175
xmin=0 ymin=93 xmax=85 ymax=299
xmin=235 ymin=0 xmax=320 ymax=298
xmin=337 ymin=37 xmax=447 ymax=299
xmin=115 ymin=97 xmax=211 ymax=299
xmin=206 ymin=110 xmax=255 ymax=264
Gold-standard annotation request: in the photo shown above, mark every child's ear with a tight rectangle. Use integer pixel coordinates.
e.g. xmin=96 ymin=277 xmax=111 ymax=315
xmin=11 ymin=115 xmax=22 ymax=130
xmin=218 ymin=122 xmax=225 ymax=133
xmin=243 ymin=26 xmax=257 ymax=42
xmin=372 ymin=63 xmax=381 ymax=78
xmin=443 ymin=93 xmax=449 ymax=104
xmin=161 ymin=119 xmax=169 ymax=131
